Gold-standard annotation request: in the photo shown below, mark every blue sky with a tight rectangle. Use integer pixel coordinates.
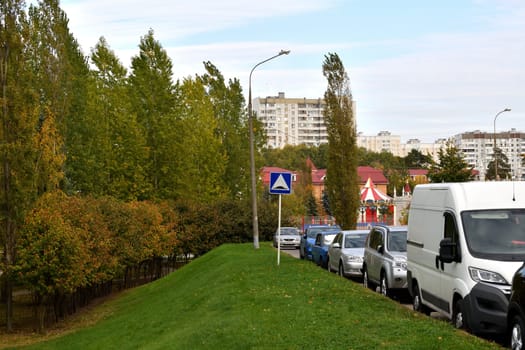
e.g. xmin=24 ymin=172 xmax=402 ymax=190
xmin=59 ymin=0 xmax=525 ymax=143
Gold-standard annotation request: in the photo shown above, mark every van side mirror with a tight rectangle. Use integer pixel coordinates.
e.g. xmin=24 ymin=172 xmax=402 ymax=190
xmin=377 ymin=245 xmax=384 ymax=254
xmin=439 ymin=238 xmax=457 ymax=263
xmin=332 ymin=242 xmax=341 ymax=249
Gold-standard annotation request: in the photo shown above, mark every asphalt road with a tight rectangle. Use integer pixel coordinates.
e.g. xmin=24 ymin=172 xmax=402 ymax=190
xmin=279 ymin=247 xmax=300 ymax=259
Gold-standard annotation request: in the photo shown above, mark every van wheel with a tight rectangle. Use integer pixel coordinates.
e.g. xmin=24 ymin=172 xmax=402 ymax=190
xmin=412 ymin=283 xmax=431 ymax=315
xmin=380 ymin=273 xmax=389 ymax=297
xmin=363 ymin=267 xmax=373 ymax=290
xmin=510 ymin=314 xmax=525 ymax=350
xmin=453 ymin=299 xmax=470 ymax=331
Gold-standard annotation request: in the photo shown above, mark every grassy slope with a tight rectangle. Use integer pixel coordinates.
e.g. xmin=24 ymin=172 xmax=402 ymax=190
xmin=14 ymin=243 xmax=502 ymax=350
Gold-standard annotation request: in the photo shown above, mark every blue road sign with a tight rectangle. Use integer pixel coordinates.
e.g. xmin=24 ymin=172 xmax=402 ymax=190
xmin=269 ymin=172 xmax=292 ymax=195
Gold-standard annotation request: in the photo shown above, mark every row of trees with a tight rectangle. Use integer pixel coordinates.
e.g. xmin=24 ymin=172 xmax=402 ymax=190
xmin=16 ymin=192 xmax=176 ymax=331
xmin=1 ymin=0 xmax=266 ymax=331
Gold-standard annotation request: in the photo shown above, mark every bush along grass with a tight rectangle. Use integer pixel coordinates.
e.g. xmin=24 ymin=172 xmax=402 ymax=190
xmin=14 ymin=243 xmax=503 ymax=350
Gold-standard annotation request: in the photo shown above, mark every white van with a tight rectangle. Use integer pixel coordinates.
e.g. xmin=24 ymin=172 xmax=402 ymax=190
xmin=407 ymin=182 xmax=525 ymax=335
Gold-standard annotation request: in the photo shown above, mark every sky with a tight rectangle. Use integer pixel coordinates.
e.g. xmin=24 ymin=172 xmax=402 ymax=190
xmin=56 ymin=0 xmax=525 ymax=143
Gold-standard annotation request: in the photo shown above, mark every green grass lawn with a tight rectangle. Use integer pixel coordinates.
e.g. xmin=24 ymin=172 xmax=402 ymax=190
xmin=9 ymin=243 xmax=504 ymax=349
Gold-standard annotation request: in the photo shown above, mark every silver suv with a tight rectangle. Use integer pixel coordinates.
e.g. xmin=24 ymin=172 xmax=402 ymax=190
xmin=362 ymin=225 xmax=408 ymax=298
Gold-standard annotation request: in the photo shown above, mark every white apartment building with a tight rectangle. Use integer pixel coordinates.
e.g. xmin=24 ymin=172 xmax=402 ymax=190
xmin=252 ymin=92 xmax=328 ymax=148
xmin=252 ymin=93 xmax=525 ymax=180
xmin=453 ymin=129 xmax=525 ymax=181
xmin=357 ymin=131 xmax=446 ymax=162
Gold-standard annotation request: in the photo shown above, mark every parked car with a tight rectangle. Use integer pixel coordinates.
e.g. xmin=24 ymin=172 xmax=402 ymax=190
xmin=362 ymin=225 xmax=408 ymax=298
xmin=508 ymin=263 xmax=525 ymax=349
xmin=300 ymin=224 xmax=341 ymax=260
xmin=327 ymin=230 xmax=369 ymax=278
xmin=273 ymin=227 xmax=301 ymax=249
xmin=311 ymin=231 xmax=338 ymax=268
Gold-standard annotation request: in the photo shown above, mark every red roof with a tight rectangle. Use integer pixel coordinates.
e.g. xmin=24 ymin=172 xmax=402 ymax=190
xmin=408 ymin=169 xmax=428 ymax=176
xmin=261 ymin=164 xmax=388 ymax=187
xmin=260 ymin=166 xmax=297 ymax=185
xmin=360 ymin=178 xmax=391 ymax=202
xmin=357 ymin=166 xmax=388 ymax=185
xmin=311 ymin=168 xmax=326 ymax=185
xmin=311 ymin=167 xmax=387 ymax=186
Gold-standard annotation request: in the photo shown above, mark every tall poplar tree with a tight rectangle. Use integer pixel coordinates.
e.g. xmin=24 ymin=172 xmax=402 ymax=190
xmin=26 ymin=0 xmax=90 ymax=193
xmin=201 ymin=62 xmax=250 ymax=199
xmin=172 ymin=77 xmax=227 ymax=201
xmin=0 ymin=0 xmax=61 ymax=330
xmin=128 ymin=29 xmax=176 ymax=198
xmin=322 ymin=53 xmax=359 ymax=229
xmin=67 ymin=37 xmax=150 ymax=200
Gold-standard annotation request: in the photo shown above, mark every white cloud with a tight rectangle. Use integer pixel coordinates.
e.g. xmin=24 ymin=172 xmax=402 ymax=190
xmin=57 ymin=0 xmax=525 ymax=142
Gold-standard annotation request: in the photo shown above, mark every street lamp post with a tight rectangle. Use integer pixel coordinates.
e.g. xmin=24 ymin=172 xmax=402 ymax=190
xmin=493 ymin=108 xmax=511 ymax=180
xmin=249 ymin=50 xmax=290 ymax=249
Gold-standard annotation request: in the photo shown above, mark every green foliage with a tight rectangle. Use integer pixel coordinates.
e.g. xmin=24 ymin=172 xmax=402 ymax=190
xmin=405 ymin=149 xmax=434 ymax=169
xmin=428 ymin=141 xmax=474 ymax=183
xmin=16 ymin=192 xmax=91 ymax=297
xmin=305 ymin=192 xmax=319 ymax=216
xmin=128 ymin=29 xmax=177 ymax=197
xmin=67 ymin=37 xmax=150 ymax=200
xmin=358 ymin=148 xmax=408 ymax=196
xmin=16 ymin=244 xmax=502 ymax=350
xmin=170 ymin=77 xmax=228 ymax=201
xmin=201 ymin=61 xmax=250 ymax=199
xmin=322 ymin=53 xmax=359 ymax=229
xmin=485 ymin=147 xmax=511 ymax=180
xmin=14 ymin=192 xmax=177 ymax=306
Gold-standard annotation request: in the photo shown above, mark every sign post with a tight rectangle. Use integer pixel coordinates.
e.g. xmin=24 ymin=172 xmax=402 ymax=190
xmin=269 ymin=172 xmax=292 ymax=266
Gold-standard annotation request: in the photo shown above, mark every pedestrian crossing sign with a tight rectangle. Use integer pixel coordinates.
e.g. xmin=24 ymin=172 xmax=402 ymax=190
xmin=269 ymin=172 xmax=292 ymax=195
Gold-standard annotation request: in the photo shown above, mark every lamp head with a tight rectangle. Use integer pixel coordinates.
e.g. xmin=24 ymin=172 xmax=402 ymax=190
xmin=279 ymin=50 xmax=291 ymax=56
xmin=504 ymin=108 xmax=511 ymax=112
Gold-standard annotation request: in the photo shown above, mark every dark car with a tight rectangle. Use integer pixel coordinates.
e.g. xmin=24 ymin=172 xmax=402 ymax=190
xmin=311 ymin=231 xmax=338 ymax=268
xmin=508 ymin=263 xmax=525 ymax=349
xmin=299 ymin=224 xmax=341 ymax=260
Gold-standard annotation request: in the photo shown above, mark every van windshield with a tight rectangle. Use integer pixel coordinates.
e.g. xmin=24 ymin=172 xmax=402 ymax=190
xmin=462 ymin=209 xmax=525 ymax=260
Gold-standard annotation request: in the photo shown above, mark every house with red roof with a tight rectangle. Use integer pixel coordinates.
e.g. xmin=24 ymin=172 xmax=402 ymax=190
xmin=260 ymin=166 xmax=298 ymax=188
xmin=408 ymin=169 xmax=428 ymax=182
xmin=261 ymin=160 xmax=389 ymax=203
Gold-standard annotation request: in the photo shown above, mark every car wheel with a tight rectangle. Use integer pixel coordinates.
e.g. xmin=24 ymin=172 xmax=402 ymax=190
xmin=299 ymin=248 xmax=304 ymax=260
xmin=452 ymin=299 xmax=470 ymax=331
xmin=327 ymin=258 xmax=331 ymax=272
xmin=338 ymin=262 xmax=345 ymax=278
xmin=511 ymin=315 xmax=525 ymax=350
xmin=412 ymin=282 xmax=431 ymax=315
xmin=380 ymin=273 xmax=389 ymax=297
xmin=363 ymin=266 xmax=373 ymax=290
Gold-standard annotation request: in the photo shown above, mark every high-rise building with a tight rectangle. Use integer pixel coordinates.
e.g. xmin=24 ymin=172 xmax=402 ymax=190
xmin=453 ymin=129 xmax=525 ymax=180
xmin=252 ymin=92 xmax=328 ymax=149
xmin=253 ymin=93 xmax=525 ymax=181
xmin=357 ymin=131 xmax=446 ymax=162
